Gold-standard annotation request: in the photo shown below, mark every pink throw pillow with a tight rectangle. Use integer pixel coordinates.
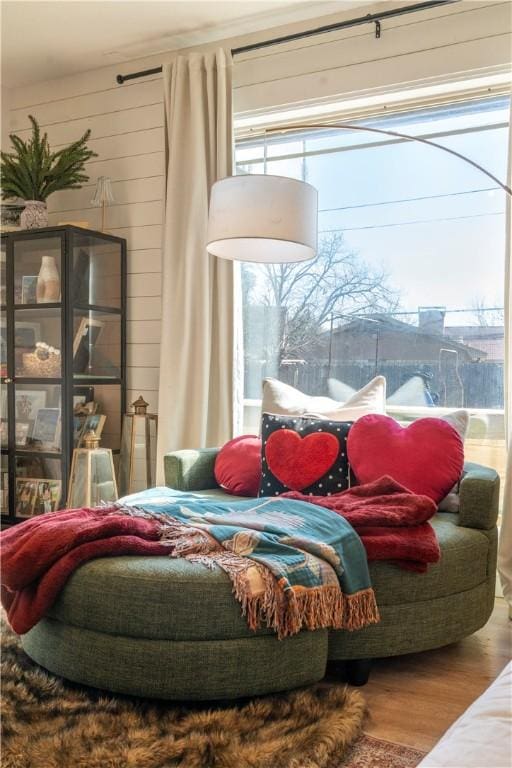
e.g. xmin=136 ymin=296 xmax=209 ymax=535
xmin=215 ymin=435 xmax=262 ymax=497
xmin=347 ymin=414 xmax=464 ymax=503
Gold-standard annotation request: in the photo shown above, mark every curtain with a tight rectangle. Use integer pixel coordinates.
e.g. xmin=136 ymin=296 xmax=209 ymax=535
xmin=498 ymin=98 xmax=512 ymax=614
xmin=155 ymin=49 xmax=237 ymax=482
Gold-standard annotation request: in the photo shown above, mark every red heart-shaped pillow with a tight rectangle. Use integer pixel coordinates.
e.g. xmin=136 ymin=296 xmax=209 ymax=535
xmin=265 ymin=430 xmax=339 ymax=491
xmin=347 ymin=415 xmax=464 ymax=503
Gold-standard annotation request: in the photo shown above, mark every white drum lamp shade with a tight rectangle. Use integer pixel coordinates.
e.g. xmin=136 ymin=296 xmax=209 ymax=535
xmin=206 ymin=175 xmax=318 ymax=263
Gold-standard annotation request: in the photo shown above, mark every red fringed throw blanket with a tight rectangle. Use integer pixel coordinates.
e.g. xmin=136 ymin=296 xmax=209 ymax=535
xmin=1 ymin=509 xmax=170 ymax=634
xmin=283 ymin=475 xmax=440 ymax=572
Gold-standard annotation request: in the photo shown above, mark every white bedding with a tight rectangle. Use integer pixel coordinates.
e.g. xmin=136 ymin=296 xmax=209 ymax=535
xmin=417 ymin=661 xmax=512 ymax=768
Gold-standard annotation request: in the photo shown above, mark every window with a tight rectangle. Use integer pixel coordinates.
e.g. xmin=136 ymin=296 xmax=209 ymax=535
xmin=236 ymin=95 xmax=510 ymax=485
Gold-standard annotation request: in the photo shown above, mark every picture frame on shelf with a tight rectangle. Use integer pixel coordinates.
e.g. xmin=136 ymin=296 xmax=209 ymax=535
xmin=8 ymin=320 xmax=40 ymax=373
xmin=73 ymin=386 xmax=95 ymax=412
xmin=15 ymin=421 xmax=31 ymax=447
xmin=74 ymin=401 xmax=97 ymax=417
xmin=73 ymin=395 xmax=98 ymax=447
xmin=15 ymin=478 xmax=38 ymax=517
xmin=73 ymin=317 xmax=104 ymax=374
xmin=33 ymin=480 xmax=62 ymax=514
xmin=15 ymin=477 xmax=61 ymax=517
xmin=14 ymin=326 xmax=39 ymax=349
xmin=31 ymin=408 xmax=61 ymax=451
xmin=21 ymin=275 xmax=38 ymax=304
xmin=15 ymin=389 xmax=47 ymax=422
xmin=78 ymin=413 xmax=106 ymax=446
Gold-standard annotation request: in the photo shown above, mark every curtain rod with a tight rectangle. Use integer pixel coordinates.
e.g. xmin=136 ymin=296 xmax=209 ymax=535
xmin=116 ymin=0 xmax=457 ymax=84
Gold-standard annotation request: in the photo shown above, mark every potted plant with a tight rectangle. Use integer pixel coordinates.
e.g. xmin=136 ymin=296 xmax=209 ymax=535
xmin=1 ymin=115 xmax=97 ymax=229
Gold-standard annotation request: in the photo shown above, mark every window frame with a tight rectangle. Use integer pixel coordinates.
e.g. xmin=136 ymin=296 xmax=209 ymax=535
xmin=234 ymin=71 xmax=512 ymax=508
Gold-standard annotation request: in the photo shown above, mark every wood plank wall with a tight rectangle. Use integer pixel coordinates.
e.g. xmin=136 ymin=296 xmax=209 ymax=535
xmin=9 ymin=79 xmax=165 ymax=412
xmin=4 ymin=1 xmax=510 ymax=415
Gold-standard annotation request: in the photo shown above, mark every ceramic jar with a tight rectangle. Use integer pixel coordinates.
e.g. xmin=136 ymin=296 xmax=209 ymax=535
xmin=20 ymin=200 xmax=48 ymax=229
xmin=36 ymin=256 xmax=60 ymax=302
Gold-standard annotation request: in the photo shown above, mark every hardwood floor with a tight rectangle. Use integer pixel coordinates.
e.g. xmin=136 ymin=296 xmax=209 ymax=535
xmin=355 ymin=598 xmax=511 ymax=752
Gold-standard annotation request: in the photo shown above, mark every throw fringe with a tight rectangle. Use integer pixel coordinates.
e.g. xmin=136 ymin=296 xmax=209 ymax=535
xmin=343 ymin=587 xmax=381 ymax=630
xmin=228 ymin=567 xmax=379 ymax=639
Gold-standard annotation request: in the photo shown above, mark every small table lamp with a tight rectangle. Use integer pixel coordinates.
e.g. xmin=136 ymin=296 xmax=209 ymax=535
xmin=67 ymin=429 xmax=118 ymax=507
xmin=91 ymin=176 xmax=115 ymax=232
xmin=119 ymin=396 xmax=158 ymax=496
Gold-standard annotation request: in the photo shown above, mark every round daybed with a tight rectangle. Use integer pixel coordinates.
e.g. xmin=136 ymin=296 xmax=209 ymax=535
xmin=21 ymin=458 xmax=499 ymax=700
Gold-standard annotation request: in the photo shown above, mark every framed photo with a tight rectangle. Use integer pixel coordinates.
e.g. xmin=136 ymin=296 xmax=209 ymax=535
xmin=15 ymin=478 xmax=38 ymax=517
xmin=73 ymin=386 xmax=94 ymax=412
xmin=74 ymin=400 xmax=97 ymax=416
xmin=33 ymin=480 xmax=61 ymax=515
xmin=15 ymin=421 xmax=31 ymax=446
xmin=21 ymin=275 xmax=38 ymax=304
xmin=16 ymin=478 xmax=61 ymax=517
xmin=15 ymin=389 xmax=47 ymax=421
xmin=73 ymin=393 xmax=98 ymax=447
xmin=31 ymin=408 xmax=61 ymax=450
xmin=2 ymin=319 xmax=40 ymax=373
xmin=78 ymin=413 xmax=106 ymax=446
xmin=73 ymin=318 xmax=104 ymax=373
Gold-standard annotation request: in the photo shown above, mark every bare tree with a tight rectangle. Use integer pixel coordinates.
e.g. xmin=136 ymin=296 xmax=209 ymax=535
xmin=471 ymin=297 xmax=504 ymax=327
xmin=243 ymin=232 xmax=399 ymax=360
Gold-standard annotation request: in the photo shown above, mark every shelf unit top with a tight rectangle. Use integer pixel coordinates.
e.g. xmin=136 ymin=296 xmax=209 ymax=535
xmin=1 ymin=224 xmax=125 ymax=244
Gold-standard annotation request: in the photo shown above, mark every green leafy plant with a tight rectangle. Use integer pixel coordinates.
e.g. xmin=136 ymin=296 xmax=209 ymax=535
xmin=1 ymin=115 xmax=97 ymax=202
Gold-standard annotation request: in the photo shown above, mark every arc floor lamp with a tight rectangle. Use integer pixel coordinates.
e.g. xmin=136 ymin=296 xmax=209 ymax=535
xmin=206 ymin=120 xmax=511 ymax=265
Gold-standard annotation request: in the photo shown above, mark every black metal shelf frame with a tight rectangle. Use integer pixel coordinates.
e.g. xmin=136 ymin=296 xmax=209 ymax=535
xmin=1 ymin=226 xmax=127 ymax=524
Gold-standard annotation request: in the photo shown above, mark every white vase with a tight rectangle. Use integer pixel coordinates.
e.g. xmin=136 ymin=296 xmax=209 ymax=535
xmin=36 ymin=256 xmax=60 ymax=303
xmin=20 ymin=200 xmax=48 ymax=229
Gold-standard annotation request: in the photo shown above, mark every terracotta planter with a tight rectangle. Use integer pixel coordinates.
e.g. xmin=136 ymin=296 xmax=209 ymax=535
xmin=20 ymin=200 xmax=48 ymax=229
xmin=36 ymin=256 xmax=60 ymax=303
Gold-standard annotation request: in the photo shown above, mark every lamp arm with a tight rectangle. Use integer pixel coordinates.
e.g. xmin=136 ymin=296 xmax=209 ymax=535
xmin=263 ymin=122 xmax=512 ymax=197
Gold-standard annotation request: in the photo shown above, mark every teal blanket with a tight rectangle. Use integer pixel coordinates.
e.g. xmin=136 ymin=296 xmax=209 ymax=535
xmin=117 ymin=487 xmax=379 ymax=639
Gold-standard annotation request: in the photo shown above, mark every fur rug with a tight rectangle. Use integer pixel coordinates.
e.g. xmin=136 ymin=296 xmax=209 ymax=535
xmin=1 ymin=619 xmax=366 ymax=768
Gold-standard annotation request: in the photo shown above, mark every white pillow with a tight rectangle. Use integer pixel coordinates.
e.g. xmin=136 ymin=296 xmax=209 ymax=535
xmin=261 ymin=376 xmax=386 ymax=421
xmin=327 ymin=378 xmax=356 ymax=402
xmin=437 ymin=409 xmax=469 ymax=512
xmin=440 ymin=409 xmax=469 ymax=441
